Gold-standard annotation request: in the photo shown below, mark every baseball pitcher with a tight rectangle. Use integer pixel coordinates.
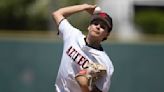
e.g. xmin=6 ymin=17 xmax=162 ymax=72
xmin=52 ymin=4 xmax=114 ymax=92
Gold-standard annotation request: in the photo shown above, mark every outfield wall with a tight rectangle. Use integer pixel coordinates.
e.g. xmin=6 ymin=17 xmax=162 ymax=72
xmin=0 ymin=36 xmax=164 ymax=92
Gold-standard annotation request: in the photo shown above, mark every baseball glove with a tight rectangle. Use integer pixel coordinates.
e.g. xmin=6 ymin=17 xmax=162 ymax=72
xmin=75 ymin=63 xmax=106 ymax=90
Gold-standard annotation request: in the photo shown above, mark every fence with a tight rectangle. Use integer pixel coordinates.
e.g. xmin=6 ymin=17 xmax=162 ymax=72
xmin=0 ymin=39 xmax=164 ymax=92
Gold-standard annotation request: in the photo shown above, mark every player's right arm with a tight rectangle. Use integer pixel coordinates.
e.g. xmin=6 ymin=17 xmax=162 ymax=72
xmin=52 ymin=4 xmax=96 ymax=26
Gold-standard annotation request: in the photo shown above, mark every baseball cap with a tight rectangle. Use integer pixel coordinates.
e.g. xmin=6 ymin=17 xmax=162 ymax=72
xmin=90 ymin=12 xmax=113 ymax=32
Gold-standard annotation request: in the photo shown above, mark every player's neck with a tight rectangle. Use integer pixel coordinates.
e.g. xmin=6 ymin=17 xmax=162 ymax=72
xmin=85 ymin=37 xmax=101 ymax=49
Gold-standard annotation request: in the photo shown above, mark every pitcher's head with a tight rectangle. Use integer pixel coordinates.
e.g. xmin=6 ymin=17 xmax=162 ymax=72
xmin=90 ymin=12 xmax=113 ymax=33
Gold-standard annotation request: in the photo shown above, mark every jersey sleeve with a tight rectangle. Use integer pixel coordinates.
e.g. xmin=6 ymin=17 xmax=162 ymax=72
xmin=58 ymin=19 xmax=81 ymax=41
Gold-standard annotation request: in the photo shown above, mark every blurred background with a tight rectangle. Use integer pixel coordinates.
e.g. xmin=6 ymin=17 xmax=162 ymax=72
xmin=0 ymin=0 xmax=164 ymax=92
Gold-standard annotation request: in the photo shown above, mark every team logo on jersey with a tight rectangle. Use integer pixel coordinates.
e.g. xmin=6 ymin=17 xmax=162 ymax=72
xmin=66 ymin=46 xmax=89 ymax=69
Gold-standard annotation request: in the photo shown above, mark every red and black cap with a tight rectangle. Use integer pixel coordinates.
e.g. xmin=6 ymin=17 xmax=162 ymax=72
xmin=91 ymin=12 xmax=113 ymax=32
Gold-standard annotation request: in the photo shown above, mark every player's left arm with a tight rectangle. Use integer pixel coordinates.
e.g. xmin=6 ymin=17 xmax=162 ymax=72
xmin=75 ymin=76 xmax=90 ymax=92
xmin=76 ymin=76 xmax=102 ymax=92
xmin=75 ymin=63 xmax=106 ymax=92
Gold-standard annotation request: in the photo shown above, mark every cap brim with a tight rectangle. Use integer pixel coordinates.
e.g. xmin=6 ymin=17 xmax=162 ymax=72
xmin=91 ymin=16 xmax=111 ymax=29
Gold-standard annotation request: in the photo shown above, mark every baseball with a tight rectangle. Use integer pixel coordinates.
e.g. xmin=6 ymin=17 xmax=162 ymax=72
xmin=94 ymin=6 xmax=101 ymax=13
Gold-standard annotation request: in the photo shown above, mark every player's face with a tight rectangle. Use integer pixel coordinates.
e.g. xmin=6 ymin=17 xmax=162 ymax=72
xmin=88 ymin=19 xmax=109 ymax=41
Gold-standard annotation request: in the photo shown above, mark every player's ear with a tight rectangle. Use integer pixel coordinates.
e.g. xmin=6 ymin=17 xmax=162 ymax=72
xmin=88 ymin=26 xmax=91 ymax=31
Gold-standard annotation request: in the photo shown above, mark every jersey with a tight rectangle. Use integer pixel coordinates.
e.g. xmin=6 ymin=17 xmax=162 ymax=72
xmin=55 ymin=19 xmax=114 ymax=92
